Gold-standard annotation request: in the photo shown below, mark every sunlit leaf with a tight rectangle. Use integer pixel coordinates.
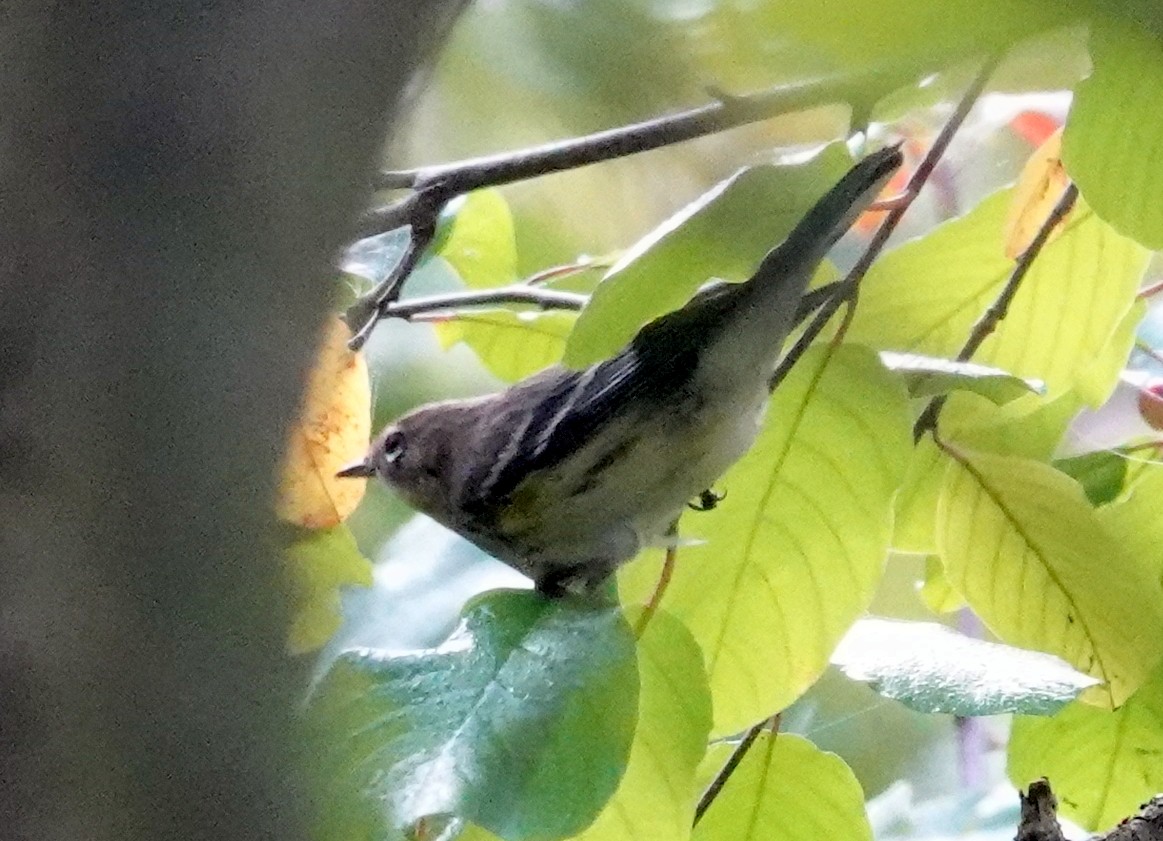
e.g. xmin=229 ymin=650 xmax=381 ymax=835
xmin=1004 ymin=128 xmax=1071 ymax=259
xmin=880 ymin=351 xmax=1043 ymax=404
xmin=284 ymin=523 xmax=373 ymax=655
xmin=940 ymin=391 xmax=1083 ymax=461
xmin=572 ymin=609 xmax=711 ymax=841
xmin=832 ymin=617 xmax=1098 ymax=716
xmin=1063 ymin=23 xmax=1163 ymax=250
xmin=847 ymin=190 xmax=1149 ymax=405
xmin=1009 ymin=666 xmax=1163 ymax=831
xmin=564 ymin=144 xmax=853 ymax=368
xmin=434 ymin=309 xmax=575 ymax=382
xmin=916 ymin=556 xmax=965 ymax=614
xmin=309 ymin=591 xmax=638 ymax=841
xmin=434 ymin=189 xmax=519 ymax=289
xmin=620 ymin=345 xmax=911 ymax=735
xmin=693 ymin=734 xmax=871 ymax=841
xmin=277 ymin=317 xmax=371 ymax=528
xmin=1096 ymin=465 xmax=1163 ymax=584
xmin=892 ymin=437 xmax=950 ymax=556
xmin=937 ymin=449 xmax=1163 ymax=707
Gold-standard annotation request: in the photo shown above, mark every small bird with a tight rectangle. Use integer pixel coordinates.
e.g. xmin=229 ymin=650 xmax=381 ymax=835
xmin=339 ymin=147 xmax=903 ymax=596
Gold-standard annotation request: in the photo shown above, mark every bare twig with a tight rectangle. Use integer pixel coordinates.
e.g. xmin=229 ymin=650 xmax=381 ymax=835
xmin=769 ymin=55 xmax=999 ymax=393
xmin=345 ymin=67 xmax=919 ymax=348
xmin=377 ymin=285 xmax=587 ymax=321
xmin=912 ymin=182 xmax=1079 ymax=440
xmin=694 ymin=715 xmax=780 ymax=825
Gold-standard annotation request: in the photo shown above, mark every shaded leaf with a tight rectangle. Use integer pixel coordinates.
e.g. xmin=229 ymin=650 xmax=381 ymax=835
xmin=937 ymin=449 xmax=1163 ymax=707
xmin=277 ymin=317 xmax=371 ymax=528
xmin=880 ymin=351 xmax=1043 ymax=404
xmin=434 ymin=309 xmax=575 ymax=382
xmin=310 ymin=591 xmax=638 ymax=841
xmin=564 ymin=144 xmax=853 ymax=368
xmin=620 ymin=345 xmax=911 ymax=735
xmin=572 ymin=609 xmax=711 ymax=841
xmin=284 ymin=523 xmax=373 ymax=655
xmin=1009 ymin=666 xmax=1163 ymax=831
xmin=694 ymin=733 xmax=871 ymax=841
xmin=1053 ymin=451 xmax=1128 ymax=507
xmin=832 ymin=617 xmax=1098 ymax=716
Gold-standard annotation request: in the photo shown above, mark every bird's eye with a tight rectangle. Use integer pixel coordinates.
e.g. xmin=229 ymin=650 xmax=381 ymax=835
xmin=381 ymin=430 xmax=405 ymax=463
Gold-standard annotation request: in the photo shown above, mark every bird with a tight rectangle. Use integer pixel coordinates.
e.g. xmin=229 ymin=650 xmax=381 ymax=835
xmin=338 ymin=146 xmax=903 ymax=597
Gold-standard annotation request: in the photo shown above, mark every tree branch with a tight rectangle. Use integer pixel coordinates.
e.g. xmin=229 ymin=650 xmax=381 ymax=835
xmin=694 ymin=715 xmax=780 ymax=825
xmin=345 ymin=66 xmax=919 ymax=348
xmin=912 ymin=182 xmax=1079 ymax=441
xmin=1017 ymin=779 xmax=1163 ymax=841
xmin=769 ymin=55 xmax=1000 ymax=392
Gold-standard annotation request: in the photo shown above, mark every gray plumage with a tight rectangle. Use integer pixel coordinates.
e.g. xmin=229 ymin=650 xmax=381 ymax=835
xmin=343 ymin=147 xmax=903 ymax=595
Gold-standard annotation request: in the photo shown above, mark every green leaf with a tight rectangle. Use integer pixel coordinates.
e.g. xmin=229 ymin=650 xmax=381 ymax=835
xmin=847 ymin=191 xmax=1149 ymax=405
xmin=694 ymin=733 xmax=872 ymax=841
xmin=434 ymin=189 xmax=519 ymax=289
xmin=572 ymin=609 xmax=711 ymax=841
xmin=941 ymin=391 xmax=1083 ymax=461
xmin=917 ymin=556 xmax=966 ymax=614
xmin=1096 ymin=464 xmax=1163 ymax=584
xmin=879 ymin=351 xmax=1043 ymax=403
xmin=892 ymin=437 xmax=951 ymax=556
xmin=1053 ymin=451 xmax=1128 ymax=507
xmin=283 ymin=523 xmax=373 ymax=655
xmin=1063 ymin=23 xmax=1163 ymax=249
xmin=309 ymin=590 xmax=639 ymax=841
xmin=937 ymin=449 xmax=1163 ymax=707
xmin=620 ymin=345 xmax=911 ymax=735
xmin=832 ymin=617 xmax=1098 ymax=716
xmin=434 ymin=309 xmax=576 ymax=382
xmin=564 ymin=144 xmax=854 ymax=368
xmin=1009 ymin=666 xmax=1163 ymax=832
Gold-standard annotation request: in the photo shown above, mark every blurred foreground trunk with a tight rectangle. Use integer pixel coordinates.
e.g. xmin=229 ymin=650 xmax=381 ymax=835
xmin=0 ymin=2 xmax=466 ymax=839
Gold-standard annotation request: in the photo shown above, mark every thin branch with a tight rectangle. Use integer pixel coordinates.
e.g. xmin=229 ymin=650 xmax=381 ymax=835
xmin=344 ymin=66 xmax=919 ymax=348
xmin=370 ymin=67 xmax=914 ymax=199
xmin=769 ymin=55 xmax=999 ymax=392
xmin=376 ymin=285 xmax=587 ymax=321
xmin=694 ymin=714 xmax=780 ymax=825
xmin=633 ymin=544 xmax=677 ymax=638
xmin=913 ymin=182 xmax=1079 ymax=441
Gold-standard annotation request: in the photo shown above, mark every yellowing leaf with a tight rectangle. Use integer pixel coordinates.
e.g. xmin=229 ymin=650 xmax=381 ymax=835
xmin=277 ymin=317 xmax=371 ymax=528
xmin=937 ymin=449 xmax=1163 ymax=707
xmin=694 ymin=734 xmax=872 ymax=841
xmin=1009 ymin=666 xmax=1163 ymax=831
xmin=1004 ymin=128 xmax=1071 ymax=259
xmin=620 ymin=346 xmax=911 ymax=734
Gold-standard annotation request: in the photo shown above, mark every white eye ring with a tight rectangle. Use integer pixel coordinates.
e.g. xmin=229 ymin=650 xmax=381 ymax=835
xmin=382 ymin=430 xmax=405 ymax=463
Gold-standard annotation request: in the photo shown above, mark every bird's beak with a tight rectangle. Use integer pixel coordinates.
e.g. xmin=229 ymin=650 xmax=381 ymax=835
xmin=335 ymin=458 xmax=375 ymax=479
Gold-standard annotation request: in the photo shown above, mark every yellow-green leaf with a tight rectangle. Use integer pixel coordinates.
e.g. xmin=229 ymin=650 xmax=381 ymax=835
xmin=937 ymin=450 xmax=1163 ymax=707
xmin=917 ymin=556 xmax=965 ymax=614
xmin=1096 ymin=465 xmax=1163 ymax=584
xmin=434 ymin=309 xmax=575 ymax=382
xmin=620 ymin=345 xmax=911 ymax=734
xmin=1063 ymin=23 xmax=1163 ymax=250
xmin=847 ymin=191 xmax=1149 ymax=405
xmin=571 ymin=609 xmax=711 ymax=841
xmin=694 ymin=734 xmax=871 ymax=841
xmin=893 ymin=436 xmax=951 ymax=555
xmin=1009 ymin=666 xmax=1163 ymax=831
xmin=434 ymin=189 xmax=518 ymax=289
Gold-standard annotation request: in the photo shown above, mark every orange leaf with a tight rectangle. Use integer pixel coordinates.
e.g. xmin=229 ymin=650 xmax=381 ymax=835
xmin=276 ymin=317 xmax=371 ymax=528
xmin=1004 ymin=127 xmax=1072 ymax=259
